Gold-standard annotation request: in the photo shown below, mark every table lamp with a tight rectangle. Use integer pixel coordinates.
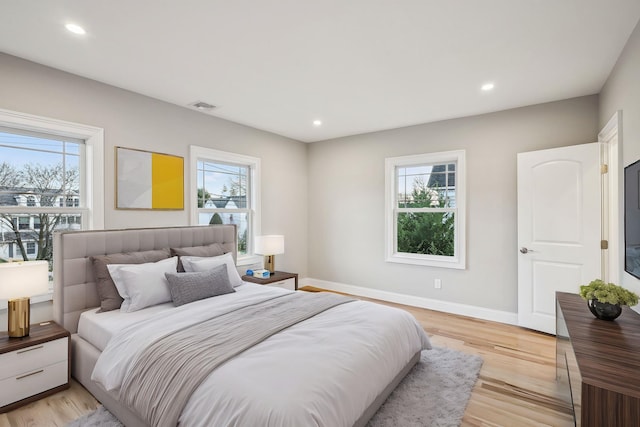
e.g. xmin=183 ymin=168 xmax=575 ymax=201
xmin=254 ymin=235 xmax=285 ymax=275
xmin=0 ymin=260 xmax=49 ymax=337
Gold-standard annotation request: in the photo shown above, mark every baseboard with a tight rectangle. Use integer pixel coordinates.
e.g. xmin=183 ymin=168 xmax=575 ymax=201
xmin=301 ymin=277 xmax=518 ymax=326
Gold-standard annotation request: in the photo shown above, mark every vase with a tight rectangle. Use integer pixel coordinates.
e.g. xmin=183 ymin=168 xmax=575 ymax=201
xmin=587 ymin=299 xmax=623 ymax=320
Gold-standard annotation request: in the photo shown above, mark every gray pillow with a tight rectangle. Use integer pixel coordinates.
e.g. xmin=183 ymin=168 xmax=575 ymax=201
xmin=91 ymin=248 xmax=171 ymax=312
xmin=164 ymin=264 xmax=235 ymax=306
xmin=170 ymin=243 xmax=225 ymax=272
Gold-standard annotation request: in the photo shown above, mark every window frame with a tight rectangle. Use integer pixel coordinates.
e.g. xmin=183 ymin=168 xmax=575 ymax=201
xmin=385 ymin=149 xmax=466 ymax=269
xmin=0 ymin=108 xmax=104 ymax=300
xmin=0 ymin=108 xmax=104 ymax=231
xmin=189 ymin=145 xmax=261 ymax=263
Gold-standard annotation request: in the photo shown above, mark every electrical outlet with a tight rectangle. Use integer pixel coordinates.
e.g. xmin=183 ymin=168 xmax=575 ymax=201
xmin=434 ymin=278 xmax=442 ymax=289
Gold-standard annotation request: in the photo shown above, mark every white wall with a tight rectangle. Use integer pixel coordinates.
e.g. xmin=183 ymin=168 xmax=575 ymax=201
xmin=600 ymin=19 xmax=640 ymax=295
xmin=0 ymin=53 xmax=309 ymax=322
xmin=308 ymin=96 xmax=599 ymax=315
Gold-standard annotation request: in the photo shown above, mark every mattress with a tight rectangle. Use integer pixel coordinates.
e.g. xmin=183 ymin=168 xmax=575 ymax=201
xmin=88 ymin=283 xmax=431 ymax=427
xmin=77 ymin=282 xmax=287 ymax=351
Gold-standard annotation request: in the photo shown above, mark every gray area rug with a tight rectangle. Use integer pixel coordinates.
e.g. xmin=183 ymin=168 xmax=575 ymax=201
xmin=67 ymin=346 xmax=482 ymax=427
xmin=367 ymin=347 xmax=483 ymax=427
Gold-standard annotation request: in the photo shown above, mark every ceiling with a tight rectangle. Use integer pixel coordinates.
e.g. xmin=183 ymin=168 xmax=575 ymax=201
xmin=1 ymin=1 xmax=639 ymax=143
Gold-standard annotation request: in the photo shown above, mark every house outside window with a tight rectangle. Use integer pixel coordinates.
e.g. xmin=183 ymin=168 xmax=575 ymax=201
xmin=0 ymin=129 xmax=83 ymax=263
xmin=385 ymin=150 xmax=466 ymax=269
xmin=18 ymin=217 xmax=30 ymax=230
xmin=0 ymin=109 xmax=104 ymax=277
xmin=190 ymin=146 xmax=261 ymax=260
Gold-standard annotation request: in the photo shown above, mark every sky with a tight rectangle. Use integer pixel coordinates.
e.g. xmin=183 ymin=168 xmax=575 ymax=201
xmin=0 ymin=131 xmax=79 ymax=170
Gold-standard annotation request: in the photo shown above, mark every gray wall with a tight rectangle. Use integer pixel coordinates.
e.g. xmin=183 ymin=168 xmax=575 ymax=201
xmin=600 ymin=19 xmax=640 ymax=294
xmin=0 ymin=53 xmax=309 ymax=277
xmin=1 ymin=44 xmax=626 ymax=321
xmin=308 ymin=96 xmax=599 ymax=313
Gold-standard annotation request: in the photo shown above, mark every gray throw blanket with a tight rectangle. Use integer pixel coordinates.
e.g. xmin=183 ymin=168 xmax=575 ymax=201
xmin=119 ymin=291 xmax=355 ymax=427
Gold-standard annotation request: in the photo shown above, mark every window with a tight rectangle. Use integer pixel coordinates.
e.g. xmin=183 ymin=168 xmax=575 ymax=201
xmin=66 ymin=197 xmax=79 ymax=207
xmin=18 ymin=217 xmax=30 ymax=230
xmin=385 ymin=150 xmax=466 ymax=269
xmin=190 ymin=146 xmax=260 ymax=260
xmin=0 ymin=108 xmax=104 ymax=274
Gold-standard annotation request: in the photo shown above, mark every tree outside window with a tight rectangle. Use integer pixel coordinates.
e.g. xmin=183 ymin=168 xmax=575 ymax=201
xmin=0 ymin=130 xmax=83 ymax=265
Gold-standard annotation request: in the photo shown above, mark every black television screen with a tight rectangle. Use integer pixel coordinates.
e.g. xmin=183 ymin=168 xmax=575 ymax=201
xmin=625 ymin=159 xmax=640 ymax=279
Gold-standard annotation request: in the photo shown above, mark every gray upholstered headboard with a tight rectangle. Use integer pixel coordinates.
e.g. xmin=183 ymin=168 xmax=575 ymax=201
xmin=53 ymin=225 xmax=237 ymax=333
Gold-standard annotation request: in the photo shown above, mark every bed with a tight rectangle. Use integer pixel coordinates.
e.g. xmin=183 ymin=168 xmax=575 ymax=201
xmin=53 ymin=225 xmax=430 ymax=427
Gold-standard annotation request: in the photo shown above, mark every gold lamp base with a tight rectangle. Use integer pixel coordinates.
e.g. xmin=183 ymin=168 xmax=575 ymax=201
xmin=8 ymin=297 xmax=30 ymax=338
xmin=263 ymin=255 xmax=275 ymax=275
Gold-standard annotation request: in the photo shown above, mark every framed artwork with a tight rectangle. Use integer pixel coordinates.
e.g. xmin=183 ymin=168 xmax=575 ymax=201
xmin=116 ymin=146 xmax=184 ymax=210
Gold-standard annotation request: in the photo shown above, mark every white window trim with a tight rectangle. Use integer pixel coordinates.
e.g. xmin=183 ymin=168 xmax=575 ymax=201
xmin=189 ymin=145 xmax=261 ymax=264
xmin=385 ymin=149 xmax=466 ymax=269
xmin=0 ymin=109 xmax=104 ymax=305
xmin=0 ymin=108 xmax=104 ymax=230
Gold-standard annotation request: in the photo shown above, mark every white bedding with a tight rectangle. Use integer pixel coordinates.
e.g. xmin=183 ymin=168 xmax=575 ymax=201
xmin=78 ymin=302 xmax=175 ymax=351
xmin=78 ymin=282 xmax=282 ymax=351
xmin=89 ymin=283 xmax=431 ymax=427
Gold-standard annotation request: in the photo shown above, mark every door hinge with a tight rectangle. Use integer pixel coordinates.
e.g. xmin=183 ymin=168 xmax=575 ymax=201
xmin=601 ymin=240 xmax=609 ymax=250
xmin=601 ymin=164 xmax=608 ymax=174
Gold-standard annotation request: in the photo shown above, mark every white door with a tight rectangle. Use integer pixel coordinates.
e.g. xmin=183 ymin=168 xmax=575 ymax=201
xmin=517 ymin=143 xmax=602 ymax=334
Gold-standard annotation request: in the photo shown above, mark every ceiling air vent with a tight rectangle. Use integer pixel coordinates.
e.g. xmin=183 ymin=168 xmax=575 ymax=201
xmin=189 ymin=101 xmax=216 ymax=111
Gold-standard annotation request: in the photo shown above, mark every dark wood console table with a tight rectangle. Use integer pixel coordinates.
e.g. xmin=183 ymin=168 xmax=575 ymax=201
xmin=556 ymin=292 xmax=640 ymax=426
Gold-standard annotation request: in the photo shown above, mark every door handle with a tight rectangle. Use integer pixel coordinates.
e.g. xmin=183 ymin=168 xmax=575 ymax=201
xmin=520 ymin=247 xmax=534 ymax=254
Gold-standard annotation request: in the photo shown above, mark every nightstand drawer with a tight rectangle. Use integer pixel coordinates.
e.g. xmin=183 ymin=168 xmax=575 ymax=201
xmin=0 ymin=360 xmax=68 ymax=407
xmin=269 ymin=277 xmax=296 ymax=291
xmin=0 ymin=337 xmax=68 ymax=380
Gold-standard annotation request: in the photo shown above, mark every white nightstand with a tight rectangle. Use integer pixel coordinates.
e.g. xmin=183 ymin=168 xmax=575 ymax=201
xmin=0 ymin=321 xmax=70 ymax=413
xmin=242 ymin=271 xmax=298 ymax=291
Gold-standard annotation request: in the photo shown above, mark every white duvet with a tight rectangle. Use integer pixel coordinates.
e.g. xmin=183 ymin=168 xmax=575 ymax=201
xmin=90 ymin=283 xmax=431 ymax=427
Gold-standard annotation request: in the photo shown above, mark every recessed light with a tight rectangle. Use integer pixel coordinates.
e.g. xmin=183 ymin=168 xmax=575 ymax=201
xmin=481 ymin=82 xmax=495 ymax=91
xmin=313 ymin=120 xmax=322 ymax=127
xmin=65 ymin=23 xmax=86 ymax=35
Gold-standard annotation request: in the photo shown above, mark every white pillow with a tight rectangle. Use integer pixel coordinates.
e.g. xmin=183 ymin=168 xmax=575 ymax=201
xmin=180 ymin=252 xmax=242 ymax=287
xmin=107 ymin=257 xmax=178 ymax=312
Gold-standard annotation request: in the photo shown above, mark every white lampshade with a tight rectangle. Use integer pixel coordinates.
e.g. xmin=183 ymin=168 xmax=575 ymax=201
xmin=0 ymin=261 xmax=50 ymax=300
xmin=254 ymin=235 xmax=285 ymax=255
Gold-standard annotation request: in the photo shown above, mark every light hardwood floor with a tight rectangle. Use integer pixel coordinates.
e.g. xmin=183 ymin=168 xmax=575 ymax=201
xmin=0 ymin=288 xmax=574 ymax=427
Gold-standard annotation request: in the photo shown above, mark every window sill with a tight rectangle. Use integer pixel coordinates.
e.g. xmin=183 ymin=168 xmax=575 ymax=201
xmin=0 ymin=291 xmax=53 ymax=310
xmin=386 ymin=253 xmax=465 ymax=270
xmin=237 ymin=255 xmax=263 ymax=267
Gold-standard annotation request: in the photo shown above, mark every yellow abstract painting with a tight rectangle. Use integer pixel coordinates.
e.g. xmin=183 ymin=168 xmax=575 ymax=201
xmin=116 ymin=147 xmax=184 ymax=210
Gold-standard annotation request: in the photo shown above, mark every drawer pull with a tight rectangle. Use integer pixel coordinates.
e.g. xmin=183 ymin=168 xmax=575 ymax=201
xmin=17 ymin=345 xmax=44 ymax=354
xmin=16 ymin=370 xmax=44 ymax=380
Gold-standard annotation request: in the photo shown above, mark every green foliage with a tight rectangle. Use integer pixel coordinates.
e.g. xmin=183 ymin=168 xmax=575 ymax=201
xmin=397 ymin=212 xmax=454 ymax=256
xmin=238 ymin=230 xmax=247 ymax=255
xmin=209 ymin=213 xmax=223 ymax=225
xmin=397 ymin=178 xmax=454 ymax=256
xmin=197 ymin=188 xmax=211 ymax=208
xmin=579 ymin=279 xmax=639 ymax=306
